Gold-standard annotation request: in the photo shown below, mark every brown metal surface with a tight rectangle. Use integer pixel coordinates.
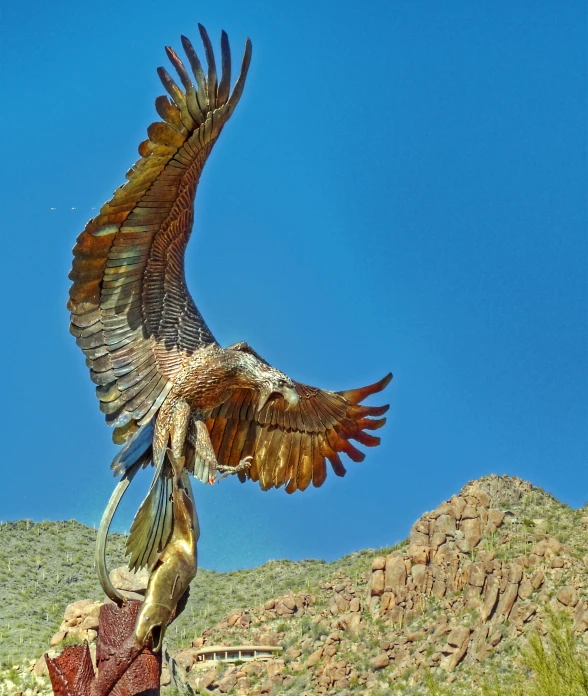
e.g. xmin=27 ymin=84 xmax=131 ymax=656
xmin=93 ymin=601 xmax=161 ymax=696
xmin=45 ymin=601 xmax=161 ymax=695
xmin=46 ymin=643 xmax=95 ymax=696
xmin=68 ymin=22 xmax=391 ymax=506
xmin=67 ymin=19 xmax=391 ymax=654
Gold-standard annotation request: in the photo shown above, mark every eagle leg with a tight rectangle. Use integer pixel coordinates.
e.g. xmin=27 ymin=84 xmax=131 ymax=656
xmin=125 ymin=398 xmax=191 ymax=572
xmin=188 ymin=417 xmax=222 ymax=484
xmin=187 ymin=416 xmax=253 ymax=484
xmin=169 ymin=399 xmax=191 ymax=460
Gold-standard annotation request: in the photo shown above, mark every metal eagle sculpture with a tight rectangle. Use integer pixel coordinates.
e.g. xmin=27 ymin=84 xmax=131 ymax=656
xmin=68 ymin=24 xmax=391 ymax=650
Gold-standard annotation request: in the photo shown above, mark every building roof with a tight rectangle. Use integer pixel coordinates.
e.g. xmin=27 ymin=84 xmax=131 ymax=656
xmin=195 ymin=645 xmax=282 ymax=655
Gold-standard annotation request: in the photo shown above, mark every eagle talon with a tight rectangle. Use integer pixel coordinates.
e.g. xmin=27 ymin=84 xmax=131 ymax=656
xmin=216 ymin=456 xmax=253 ymax=482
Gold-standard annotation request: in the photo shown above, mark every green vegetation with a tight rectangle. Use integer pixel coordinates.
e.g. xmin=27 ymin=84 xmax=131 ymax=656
xmin=0 ymin=518 xmax=399 ymax=668
xmin=0 ymin=519 xmax=127 ymax=668
xmin=424 ymin=612 xmax=588 ymax=696
xmin=2 ymin=477 xmax=587 ymax=696
xmin=520 ymin=612 xmax=588 ymax=696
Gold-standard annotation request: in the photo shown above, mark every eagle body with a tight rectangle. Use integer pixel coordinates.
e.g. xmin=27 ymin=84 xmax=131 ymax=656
xmin=68 ymin=25 xmax=391 ymax=572
xmin=167 ymin=343 xmax=298 ymax=414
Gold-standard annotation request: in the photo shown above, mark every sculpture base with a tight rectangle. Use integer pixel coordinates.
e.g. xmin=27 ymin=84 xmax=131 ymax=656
xmin=46 ymin=601 xmax=161 ymax=696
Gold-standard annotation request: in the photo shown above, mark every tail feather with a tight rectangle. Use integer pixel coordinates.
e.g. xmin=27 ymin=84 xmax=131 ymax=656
xmin=111 ymin=421 xmax=154 ymax=477
xmin=126 ymin=456 xmax=173 ymax=571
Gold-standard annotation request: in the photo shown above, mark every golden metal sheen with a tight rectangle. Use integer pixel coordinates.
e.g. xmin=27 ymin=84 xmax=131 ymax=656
xmin=134 ymin=452 xmax=199 ymax=652
xmin=68 ymin=22 xmax=392 ymax=651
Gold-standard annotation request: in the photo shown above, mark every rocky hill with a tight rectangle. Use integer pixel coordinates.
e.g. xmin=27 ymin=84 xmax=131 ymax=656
xmin=2 ymin=475 xmax=588 ymax=696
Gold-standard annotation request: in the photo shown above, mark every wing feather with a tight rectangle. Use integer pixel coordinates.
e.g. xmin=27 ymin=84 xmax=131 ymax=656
xmin=227 ymin=418 xmax=251 ymax=467
xmin=204 ymin=373 xmax=391 ymax=494
xmin=217 ymin=417 xmax=240 ymax=467
xmin=273 ymin=434 xmax=292 ymax=489
xmin=285 ymin=431 xmax=302 ymax=494
xmin=257 ymin=428 xmax=276 ymax=491
xmin=68 ymin=28 xmax=252 ymax=435
xmin=296 ymin=434 xmax=314 ymax=492
xmin=312 ymin=438 xmax=327 ymax=488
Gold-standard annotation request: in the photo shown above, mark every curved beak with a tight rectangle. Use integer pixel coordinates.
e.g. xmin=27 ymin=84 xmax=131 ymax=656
xmin=257 ymin=385 xmax=299 ymax=411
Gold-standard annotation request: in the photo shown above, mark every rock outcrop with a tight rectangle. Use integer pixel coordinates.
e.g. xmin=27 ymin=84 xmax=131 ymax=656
xmin=8 ymin=475 xmax=588 ymax=696
xmin=45 ymin=566 xmax=148 ymax=651
xmin=164 ymin=475 xmax=588 ymax=695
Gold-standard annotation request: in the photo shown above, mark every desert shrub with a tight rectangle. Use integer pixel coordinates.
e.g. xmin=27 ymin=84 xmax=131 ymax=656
xmin=424 ymin=611 xmax=588 ymax=696
xmin=521 ymin=611 xmax=588 ymax=696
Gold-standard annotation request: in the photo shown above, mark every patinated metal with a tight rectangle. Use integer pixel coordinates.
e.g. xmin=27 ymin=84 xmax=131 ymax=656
xmin=67 ymin=21 xmax=392 ymax=665
xmin=96 ymin=461 xmax=141 ymax=605
xmin=46 ymin=601 xmax=163 ymax=696
xmin=134 ymin=451 xmax=199 ymax=651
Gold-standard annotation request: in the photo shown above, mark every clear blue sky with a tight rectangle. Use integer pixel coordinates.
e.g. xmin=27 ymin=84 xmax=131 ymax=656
xmin=1 ymin=1 xmax=586 ymax=571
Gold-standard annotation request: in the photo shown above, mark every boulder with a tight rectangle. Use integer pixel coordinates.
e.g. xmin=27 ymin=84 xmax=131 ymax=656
xmin=557 ymin=586 xmax=578 ymax=607
xmin=384 ymin=555 xmax=407 ymax=600
xmin=257 ymin=631 xmax=280 ymax=646
xmin=450 ymin=496 xmax=466 ymax=519
xmin=411 ymin=564 xmax=428 ymax=590
xmin=435 ymin=514 xmax=457 ymax=537
xmin=109 ymin=566 xmax=149 ymax=594
xmin=408 ymin=543 xmax=430 ymax=565
xmin=508 ymin=564 xmax=523 ymax=584
xmin=371 ymin=569 xmax=385 ymax=597
xmin=461 ymin=505 xmax=478 ymax=520
xmin=173 ymin=650 xmax=194 ymax=672
xmin=217 ymin=672 xmax=238 ymax=693
xmin=430 ymin=532 xmax=446 ymax=551
xmin=79 ymin=614 xmax=100 ymax=631
xmin=266 ymin=659 xmax=285 ymax=680
xmin=480 ymin=576 xmax=500 ymax=623
xmin=447 ymin=626 xmax=470 ymax=649
xmin=50 ymin=631 xmax=66 ymax=646
xmin=64 ymin=599 xmax=94 ymax=623
xmin=369 ymin=652 xmax=389 ymax=670
xmin=160 ymin=666 xmax=171 ymax=686
xmin=243 ymin=662 xmax=264 ymax=675
xmin=461 ymin=518 xmax=482 ymax=548
xmin=518 ymin=579 xmax=534 ymax=600
xmin=371 ymin=556 xmax=386 ymax=571
xmin=488 ymin=509 xmax=505 ymax=527
xmin=82 ymin=603 xmax=101 ymax=619
xmin=468 ymin=563 xmax=486 ymax=587
xmin=496 ymin=583 xmax=519 ymax=621
xmin=33 ymin=655 xmax=48 ymax=677
xmin=306 ymin=648 xmax=323 ymax=667
xmin=432 ymin=579 xmax=447 ymax=599
xmin=190 ymin=669 xmax=217 ymax=691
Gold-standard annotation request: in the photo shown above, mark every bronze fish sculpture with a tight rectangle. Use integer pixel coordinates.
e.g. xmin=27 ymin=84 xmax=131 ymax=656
xmin=134 ymin=451 xmax=198 ymax=651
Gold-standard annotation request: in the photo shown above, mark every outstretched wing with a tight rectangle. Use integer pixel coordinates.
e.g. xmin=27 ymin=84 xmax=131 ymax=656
xmin=204 ymin=373 xmax=392 ymax=493
xmin=68 ymin=26 xmax=252 ymax=436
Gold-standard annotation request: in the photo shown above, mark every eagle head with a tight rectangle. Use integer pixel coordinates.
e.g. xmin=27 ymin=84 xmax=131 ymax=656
xmin=257 ymin=372 xmax=299 ymax=411
xmin=227 ymin=342 xmax=299 ymax=411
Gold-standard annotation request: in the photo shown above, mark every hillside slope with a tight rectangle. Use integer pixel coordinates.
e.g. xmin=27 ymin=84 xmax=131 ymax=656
xmin=1 ymin=475 xmax=587 ymax=696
